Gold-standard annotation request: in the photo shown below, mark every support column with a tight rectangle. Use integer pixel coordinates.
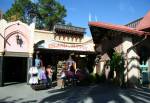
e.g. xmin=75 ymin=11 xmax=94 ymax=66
xmin=96 ymin=63 xmax=100 ymax=74
xmin=27 ymin=55 xmax=33 ymax=84
xmin=0 ymin=56 xmax=3 ymax=87
xmin=95 ymin=54 xmax=101 ymax=75
xmin=123 ymin=37 xmax=140 ymax=87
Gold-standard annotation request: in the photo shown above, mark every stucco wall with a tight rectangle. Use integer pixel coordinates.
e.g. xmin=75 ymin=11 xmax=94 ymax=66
xmin=0 ymin=20 xmax=35 ymax=57
xmin=5 ymin=21 xmax=30 ymax=53
xmin=34 ymin=29 xmax=93 ymax=44
xmin=34 ymin=29 xmax=95 ymax=52
xmin=34 ymin=29 xmax=54 ymax=44
xmin=122 ymin=37 xmax=140 ymax=86
xmin=0 ymin=19 xmax=7 ymax=56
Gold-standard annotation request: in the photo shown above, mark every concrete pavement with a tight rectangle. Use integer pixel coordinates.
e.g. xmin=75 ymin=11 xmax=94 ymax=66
xmin=0 ymin=83 xmax=150 ymax=103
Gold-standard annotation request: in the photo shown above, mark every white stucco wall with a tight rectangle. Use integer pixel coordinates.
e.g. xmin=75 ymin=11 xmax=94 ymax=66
xmin=29 ymin=23 xmax=35 ymax=57
xmin=34 ymin=29 xmax=54 ymax=44
xmin=100 ymin=61 xmax=106 ymax=76
xmin=122 ymin=37 xmax=140 ymax=85
xmin=0 ymin=19 xmax=7 ymax=56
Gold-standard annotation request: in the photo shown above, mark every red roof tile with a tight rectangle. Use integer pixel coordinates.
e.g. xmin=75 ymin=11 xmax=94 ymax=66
xmin=136 ymin=11 xmax=150 ymax=31
xmin=89 ymin=22 xmax=146 ymax=36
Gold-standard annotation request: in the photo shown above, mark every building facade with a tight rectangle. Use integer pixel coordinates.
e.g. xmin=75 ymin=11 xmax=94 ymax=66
xmin=89 ymin=11 xmax=150 ymax=87
xmin=0 ymin=19 xmax=95 ymax=86
xmin=0 ymin=20 xmax=35 ymax=86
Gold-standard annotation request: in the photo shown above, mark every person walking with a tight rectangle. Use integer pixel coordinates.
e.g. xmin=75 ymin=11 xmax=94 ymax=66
xmin=46 ymin=65 xmax=53 ymax=87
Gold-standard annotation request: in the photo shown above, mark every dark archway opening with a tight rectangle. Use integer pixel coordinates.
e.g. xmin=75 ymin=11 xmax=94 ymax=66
xmin=3 ymin=57 xmax=27 ymax=85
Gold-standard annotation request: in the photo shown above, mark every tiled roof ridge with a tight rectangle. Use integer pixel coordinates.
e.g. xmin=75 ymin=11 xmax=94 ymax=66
xmin=136 ymin=11 xmax=150 ymax=31
xmin=89 ymin=21 xmax=147 ymax=36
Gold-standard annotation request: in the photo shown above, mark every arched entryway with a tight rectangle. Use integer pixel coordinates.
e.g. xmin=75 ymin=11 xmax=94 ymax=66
xmin=0 ymin=20 xmax=34 ymax=86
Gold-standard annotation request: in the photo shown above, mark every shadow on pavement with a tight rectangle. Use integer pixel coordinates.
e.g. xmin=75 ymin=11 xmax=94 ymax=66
xmin=126 ymin=86 xmax=150 ymax=103
xmin=1 ymin=83 xmax=150 ymax=103
xmin=39 ymin=84 xmax=132 ymax=103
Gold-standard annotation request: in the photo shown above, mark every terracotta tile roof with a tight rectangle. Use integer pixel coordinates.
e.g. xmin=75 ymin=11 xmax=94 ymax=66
xmin=136 ymin=11 xmax=150 ymax=31
xmin=89 ymin=22 xmax=146 ymax=36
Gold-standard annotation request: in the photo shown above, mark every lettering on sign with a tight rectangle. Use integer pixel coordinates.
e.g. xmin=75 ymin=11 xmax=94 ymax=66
xmin=47 ymin=40 xmax=94 ymax=51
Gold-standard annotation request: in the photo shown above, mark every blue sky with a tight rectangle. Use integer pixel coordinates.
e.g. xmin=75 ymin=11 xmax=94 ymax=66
xmin=0 ymin=0 xmax=150 ymax=37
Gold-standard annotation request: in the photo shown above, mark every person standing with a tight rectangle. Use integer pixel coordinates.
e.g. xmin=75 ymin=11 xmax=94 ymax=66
xmin=60 ymin=68 xmax=67 ymax=88
xmin=46 ymin=65 xmax=53 ymax=87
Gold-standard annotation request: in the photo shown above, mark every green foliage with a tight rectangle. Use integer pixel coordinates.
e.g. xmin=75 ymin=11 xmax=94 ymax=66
xmin=3 ymin=0 xmax=31 ymax=22
xmin=38 ymin=0 xmax=66 ymax=30
xmin=109 ymin=52 xmax=125 ymax=86
xmin=4 ymin=0 xmax=67 ymax=30
xmin=89 ymin=73 xmax=105 ymax=84
xmin=110 ymin=52 xmax=123 ymax=72
xmin=88 ymin=74 xmax=96 ymax=83
xmin=0 ymin=10 xmax=3 ymax=19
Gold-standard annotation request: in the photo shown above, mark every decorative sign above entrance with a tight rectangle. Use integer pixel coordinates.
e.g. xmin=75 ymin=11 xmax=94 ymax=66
xmin=16 ymin=34 xmax=23 ymax=47
xmin=0 ymin=20 xmax=34 ymax=56
xmin=41 ymin=40 xmax=94 ymax=52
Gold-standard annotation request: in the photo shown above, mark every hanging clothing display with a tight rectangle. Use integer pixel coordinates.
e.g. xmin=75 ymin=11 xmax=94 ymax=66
xmin=38 ymin=67 xmax=47 ymax=84
xmin=35 ymin=58 xmax=41 ymax=67
xmin=38 ymin=68 xmax=47 ymax=80
xmin=28 ymin=67 xmax=39 ymax=84
xmin=66 ymin=56 xmax=76 ymax=71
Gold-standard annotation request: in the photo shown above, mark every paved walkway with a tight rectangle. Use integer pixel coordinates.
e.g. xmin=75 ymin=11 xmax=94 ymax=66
xmin=0 ymin=83 xmax=150 ymax=103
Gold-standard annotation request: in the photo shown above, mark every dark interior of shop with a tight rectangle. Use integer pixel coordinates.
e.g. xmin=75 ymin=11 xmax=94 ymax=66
xmin=34 ymin=49 xmax=96 ymax=81
xmin=3 ymin=57 xmax=27 ymax=85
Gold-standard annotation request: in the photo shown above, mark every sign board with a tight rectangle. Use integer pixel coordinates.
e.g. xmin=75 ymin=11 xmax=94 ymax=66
xmin=39 ymin=40 xmax=94 ymax=52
